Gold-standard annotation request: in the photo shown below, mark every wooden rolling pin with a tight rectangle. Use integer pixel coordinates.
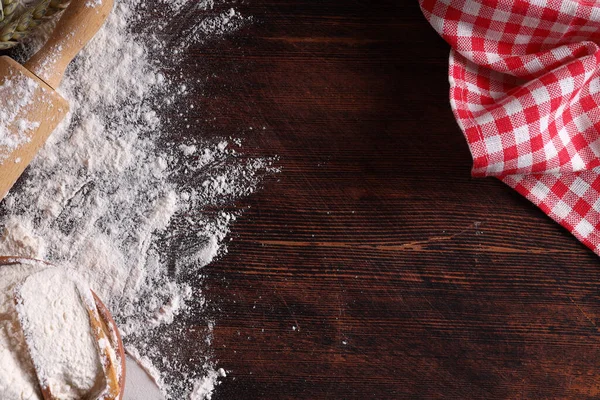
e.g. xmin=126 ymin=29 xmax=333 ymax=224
xmin=0 ymin=0 xmax=114 ymax=200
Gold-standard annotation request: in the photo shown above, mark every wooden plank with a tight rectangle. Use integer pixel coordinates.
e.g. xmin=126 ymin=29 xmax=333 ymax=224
xmin=177 ymin=1 xmax=600 ymax=399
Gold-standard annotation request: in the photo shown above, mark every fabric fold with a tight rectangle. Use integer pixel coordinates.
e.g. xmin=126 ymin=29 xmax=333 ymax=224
xmin=420 ymin=0 xmax=600 ymax=254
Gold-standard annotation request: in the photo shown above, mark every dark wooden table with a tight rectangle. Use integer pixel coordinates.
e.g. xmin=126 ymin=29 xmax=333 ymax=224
xmin=197 ymin=2 xmax=600 ymax=399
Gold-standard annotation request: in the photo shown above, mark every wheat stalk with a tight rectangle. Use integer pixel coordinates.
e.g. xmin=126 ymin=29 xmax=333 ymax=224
xmin=0 ymin=0 xmax=70 ymax=50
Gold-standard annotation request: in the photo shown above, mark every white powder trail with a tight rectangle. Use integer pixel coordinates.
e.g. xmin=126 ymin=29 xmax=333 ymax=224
xmin=0 ymin=0 xmax=275 ymax=398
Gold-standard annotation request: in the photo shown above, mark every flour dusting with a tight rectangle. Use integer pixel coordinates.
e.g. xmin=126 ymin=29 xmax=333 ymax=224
xmin=0 ymin=75 xmax=38 ymax=161
xmin=0 ymin=0 xmax=273 ymax=398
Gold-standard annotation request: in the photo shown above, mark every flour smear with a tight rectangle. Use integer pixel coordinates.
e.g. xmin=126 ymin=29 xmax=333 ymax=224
xmin=1 ymin=0 xmax=273 ymax=398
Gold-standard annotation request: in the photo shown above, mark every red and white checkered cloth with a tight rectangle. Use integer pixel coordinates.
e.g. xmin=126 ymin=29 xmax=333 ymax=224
xmin=420 ymin=0 xmax=600 ymax=255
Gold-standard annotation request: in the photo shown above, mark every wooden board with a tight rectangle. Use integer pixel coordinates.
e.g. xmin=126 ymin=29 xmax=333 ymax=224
xmin=4 ymin=0 xmax=600 ymax=398
xmin=191 ymin=1 xmax=600 ymax=399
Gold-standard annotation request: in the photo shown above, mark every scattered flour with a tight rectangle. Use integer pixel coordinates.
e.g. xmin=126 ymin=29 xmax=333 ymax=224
xmin=191 ymin=368 xmax=227 ymax=400
xmin=0 ymin=0 xmax=275 ymax=399
xmin=87 ymin=0 xmax=103 ymax=7
xmin=0 ymin=75 xmax=38 ymax=161
xmin=182 ymin=7 xmax=247 ymax=47
xmin=154 ymin=0 xmax=249 ymax=54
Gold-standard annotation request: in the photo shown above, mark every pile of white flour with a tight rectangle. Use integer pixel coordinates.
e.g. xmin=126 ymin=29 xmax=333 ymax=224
xmin=14 ymin=265 xmax=108 ymax=400
xmin=0 ymin=0 xmax=273 ymax=398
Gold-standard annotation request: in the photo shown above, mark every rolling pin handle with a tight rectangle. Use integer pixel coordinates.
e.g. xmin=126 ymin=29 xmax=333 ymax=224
xmin=24 ymin=0 xmax=114 ymax=89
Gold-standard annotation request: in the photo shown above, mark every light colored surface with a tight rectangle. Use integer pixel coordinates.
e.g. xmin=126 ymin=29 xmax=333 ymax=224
xmin=123 ymin=355 xmax=164 ymax=400
xmin=0 ymin=260 xmax=43 ymax=400
xmin=0 ymin=260 xmax=125 ymax=400
xmin=0 ymin=56 xmax=68 ymax=202
xmin=15 ymin=267 xmax=105 ymax=399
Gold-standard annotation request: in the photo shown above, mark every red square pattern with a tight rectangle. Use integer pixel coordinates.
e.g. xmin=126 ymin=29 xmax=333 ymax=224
xmin=420 ymin=0 xmax=600 ymax=256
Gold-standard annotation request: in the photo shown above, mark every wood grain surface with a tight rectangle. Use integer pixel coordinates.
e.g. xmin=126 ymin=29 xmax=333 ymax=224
xmin=192 ymin=1 xmax=600 ymax=399
xmin=5 ymin=0 xmax=600 ymax=398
